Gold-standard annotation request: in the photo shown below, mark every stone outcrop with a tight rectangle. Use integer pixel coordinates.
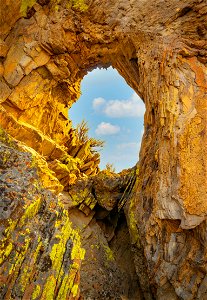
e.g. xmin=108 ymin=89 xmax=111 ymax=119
xmin=0 ymin=129 xmax=85 ymax=300
xmin=0 ymin=0 xmax=207 ymax=299
xmin=0 ymin=128 xmax=142 ymax=299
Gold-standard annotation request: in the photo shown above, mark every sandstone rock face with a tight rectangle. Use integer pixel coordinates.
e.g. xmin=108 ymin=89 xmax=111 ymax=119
xmin=0 ymin=129 xmax=142 ymax=299
xmin=0 ymin=0 xmax=207 ymax=299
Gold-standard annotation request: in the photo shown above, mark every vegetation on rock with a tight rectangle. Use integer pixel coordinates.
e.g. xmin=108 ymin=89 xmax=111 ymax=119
xmin=75 ymin=120 xmax=104 ymax=153
xmin=21 ymin=0 xmax=88 ymax=16
xmin=105 ymin=162 xmax=116 ymax=173
xmin=71 ymin=0 xmax=88 ymax=11
xmin=20 ymin=0 xmax=36 ymax=16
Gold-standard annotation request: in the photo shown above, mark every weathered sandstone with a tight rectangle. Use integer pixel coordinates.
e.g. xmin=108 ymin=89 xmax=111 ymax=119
xmin=0 ymin=0 xmax=206 ymax=299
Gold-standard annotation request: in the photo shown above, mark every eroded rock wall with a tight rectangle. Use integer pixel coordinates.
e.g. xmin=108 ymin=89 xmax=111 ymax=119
xmin=0 ymin=129 xmax=85 ymax=299
xmin=0 ymin=128 xmax=143 ymax=299
xmin=127 ymin=29 xmax=207 ymax=300
xmin=0 ymin=0 xmax=207 ymax=299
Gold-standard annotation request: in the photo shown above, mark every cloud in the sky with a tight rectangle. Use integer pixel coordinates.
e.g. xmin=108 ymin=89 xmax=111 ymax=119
xmin=117 ymin=142 xmax=139 ymax=150
xmin=92 ymin=92 xmax=145 ymax=118
xmin=92 ymin=97 xmax=106 ymax=110
xmin=95 ymin=122 xmax=120 ymax=135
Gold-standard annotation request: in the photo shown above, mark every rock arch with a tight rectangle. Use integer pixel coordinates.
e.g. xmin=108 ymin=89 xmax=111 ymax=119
xmin=0 ymin=0 xmax=206 ymax=299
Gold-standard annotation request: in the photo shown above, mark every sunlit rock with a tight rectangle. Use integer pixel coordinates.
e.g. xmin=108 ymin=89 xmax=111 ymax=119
xmin=0 ymin=0 xmax=206 ymax=299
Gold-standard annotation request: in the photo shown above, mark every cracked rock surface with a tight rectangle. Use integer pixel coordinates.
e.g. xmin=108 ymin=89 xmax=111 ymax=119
xmin=0 ymin=0 xmax=207 ymax=299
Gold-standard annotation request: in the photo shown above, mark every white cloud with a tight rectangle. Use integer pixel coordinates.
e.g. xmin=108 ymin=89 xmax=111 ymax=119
xmin=95 ymin=122 xmax=120 ymax=135
xmin=104 ymin=92 xmax=145 ymax=117
xmin=92 ymin=92 xmax=145 ymax=118
xmin=117 ymin=142 xmax=139 ymax=150
xmin=92 ymin=97 xmax=106 ymax=110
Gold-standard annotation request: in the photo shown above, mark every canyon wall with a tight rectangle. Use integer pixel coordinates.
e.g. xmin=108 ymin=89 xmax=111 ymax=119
xmin=0 ymin=0 xmax=206 ymax=299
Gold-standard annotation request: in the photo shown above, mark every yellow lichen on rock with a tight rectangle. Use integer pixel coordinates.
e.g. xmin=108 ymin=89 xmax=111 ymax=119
xmin=71 ymin=0 xmax=88 ymax=11
xmin=20 ymin=0 xmax=37 ymax=16
xmin=0 ymin=242 xmax=13 ymax=265
xmin=20 ymin=196 xmax=42 ymax=226
xmin=41 ymin=275 xmax=56 ymax=300
xmin=103 ymin=244 xmax=114 ymax=262
xmin=32 ymin=285 xmax=41 ymax=300
xmin=48 ymin=207 xmax=85 ymax=299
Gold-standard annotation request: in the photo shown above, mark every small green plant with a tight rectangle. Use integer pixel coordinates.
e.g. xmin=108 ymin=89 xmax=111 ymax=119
xmin=105 ymin=163 xmax=116 ymax=173
xmin=76 ymin=120 xmax=89 ymax=143
xmin=76 ymin=120 xmax=105 ymax=153
xmin=88 ymin=138 xmax=105 ymax=153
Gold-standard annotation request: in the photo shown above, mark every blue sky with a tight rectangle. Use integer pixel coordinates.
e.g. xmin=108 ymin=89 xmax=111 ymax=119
xmin=69 ymin=67 xmax=145 ymax=172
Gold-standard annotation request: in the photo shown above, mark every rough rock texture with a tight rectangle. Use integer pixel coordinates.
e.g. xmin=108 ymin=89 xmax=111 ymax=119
xmin=0 ymin=129 xmax=85 ymax=299
xmin=0 ymin=0 xmax=207 ymax=299
xmin=0 ymin=128 xmax=142 ymax=299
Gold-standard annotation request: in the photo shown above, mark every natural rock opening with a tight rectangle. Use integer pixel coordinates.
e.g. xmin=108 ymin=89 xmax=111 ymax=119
xmin=0 ymin=1 xmax=206 ymax=299
xmin=69 ymin=66 xmax=145 ymax=172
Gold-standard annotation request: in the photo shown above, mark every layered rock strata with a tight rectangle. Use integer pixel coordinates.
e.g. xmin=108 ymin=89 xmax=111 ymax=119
xmin=0 ymin=0 xmax=207 ymax=299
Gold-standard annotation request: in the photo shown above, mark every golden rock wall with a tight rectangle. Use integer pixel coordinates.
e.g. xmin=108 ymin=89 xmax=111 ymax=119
xmin=0 ymin=0 xmax=206 ymax=299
